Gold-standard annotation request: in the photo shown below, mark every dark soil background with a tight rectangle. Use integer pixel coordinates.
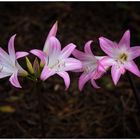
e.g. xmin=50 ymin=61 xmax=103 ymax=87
xmin=0 ymin=2 xmax=140 ymax=138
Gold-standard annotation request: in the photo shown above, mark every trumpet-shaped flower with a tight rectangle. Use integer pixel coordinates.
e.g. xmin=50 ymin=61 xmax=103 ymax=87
xmin=30 ymin=22 xmax=82 ymax=89
xmin=99 ymin=30 xmax=140 ymax=85
xmin=0 ymin=34 xmax=29 ymax=88
xmin=72 ymin=41 xmax=106 ymax=91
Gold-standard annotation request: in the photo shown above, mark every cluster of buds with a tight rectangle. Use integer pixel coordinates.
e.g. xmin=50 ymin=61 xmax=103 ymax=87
xmin=1 ymin=21 xmax=140 ymax=90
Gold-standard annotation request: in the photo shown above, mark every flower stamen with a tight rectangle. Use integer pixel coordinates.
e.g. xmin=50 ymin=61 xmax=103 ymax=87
xmin=118 ymin=53 xmax=128 ymax=63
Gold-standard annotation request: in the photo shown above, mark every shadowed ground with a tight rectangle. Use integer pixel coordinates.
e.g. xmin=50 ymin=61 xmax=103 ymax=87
xmin=0 ymin=2 xmax=140 ymax=138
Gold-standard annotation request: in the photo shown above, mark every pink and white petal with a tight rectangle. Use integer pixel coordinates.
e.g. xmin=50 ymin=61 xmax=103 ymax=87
xmin=60 ymin=43 xmax=76 ymax=59
xmin=16 ymin=51 xmax=29 ymax=59
xmin=64 ymin=58 xmax=82 ymax=71
xmin=9 ymin=71 xmax=22 ymax=88
xmin=72 ymin=49 xmax=86 ymax=60
xmin=16 ymin=62 xmax=28 ymax=76
xmin=129 ymin=46 xmax=140 ymax=59
xmin=91 ymin=70 xmax=104 ymax=80
xmin=57 ymin=71 xmax=70 ymax=90
xmin=124 ymin=61 xmax=140 ymax=77
xmin=79 ymin=73 xmax=91 ymax=91
xmin=0 ymin=72 xmax=11 ymax=79
xmin=47 ymin=21 xmax=58 ymax=39
xmin=43 ymin=36 xmax=61 ymax=55
xmin=0 ymin=47 xmax=10 ymax=63
xmin=99 ymin=56 xmax=115 ymax=69
xmin=8 ymin=34 xmax=16 ymax=62
xmin=84 ymin=40 xmax=93 ymax=55
xmin=119 ymin=30 xmax=130 ymax=48
xmin=91 ymin=78 xmax=100 ymax=88
xmin=72 ymin=49 xmax=94 ymax=61
xmin=111 ymin=65 xmax=122 ymax=85
xmin=97 ymin=61 xmax=106 ymax=72
xmin=30 ymin=49 xmax=46 ymax=64
xmin=40 ymin=64 xmax=55 ymax=81
xmin=72 ymin=68 xmax=83 ymax=73
xmin=99 ymin=37 xmax=115 ymax=57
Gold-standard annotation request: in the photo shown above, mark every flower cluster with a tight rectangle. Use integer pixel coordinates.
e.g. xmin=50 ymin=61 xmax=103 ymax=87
xmin=1 ymin=22 xmax=140 ymax=90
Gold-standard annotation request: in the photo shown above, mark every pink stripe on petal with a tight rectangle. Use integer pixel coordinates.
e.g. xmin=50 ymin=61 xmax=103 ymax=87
xmin=43 ymin=36 xmax=61 ymax=55
xmin=40 ymin=64 xmax=55 ymax=81
xmin=8 ymin=34 xmax=16 ymax=62
xmin=91 ymin=78 xmax=100 ymax=88
xmin=130 ymin=46 xmax=140 ymax=59
xmin=72 ymin=49 xmax=86 ymax=60
xmin=57 ymin=71 xmax=70 ymax=90
xmin=79 ymin=73 xmax=91 ymax=91
xmin=30 ymin=49 xmax=46 ymax=64
xmin=119 ymin=30 xmax=130 ymax=48
xmin=99 ymin=37 xmax=115 ymax=57
xmin=97 ymin=61 xmax=106 ymax=72
xmin=47 ymin=21 xmax=58 ymax=39
xmin=16 ymin=51 xmax=29 ymax=59
xmin=84 ymin=40 xmax=93 ymax=55
xmin=61 ymin=43 xmax=76 ymax=59
xmin=72 ymin=49 xmax=93 ymax=61
xmin=111 ymin=65 xmax=122 ymax=85
xmin=9 ymin=71 xmax=22 ymax=88
xmin=124 ymin=61 xmax=140 ymax=77
xmin=91 ymin=70 xmax=104 ymax=80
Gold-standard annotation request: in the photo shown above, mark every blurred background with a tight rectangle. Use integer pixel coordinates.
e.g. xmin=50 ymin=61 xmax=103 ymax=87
xmin=0 ymin=2 xmax=140 ymax=138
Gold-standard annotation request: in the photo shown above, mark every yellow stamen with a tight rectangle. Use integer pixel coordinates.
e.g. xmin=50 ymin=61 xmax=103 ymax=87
xmin=119 ymin=53 xmax=128 ymax=62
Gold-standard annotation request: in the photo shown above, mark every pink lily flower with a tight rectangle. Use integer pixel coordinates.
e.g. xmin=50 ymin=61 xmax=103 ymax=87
xmin=72 ymin=41 xmax=106 ymax=91
xmin=0 ymin=34 xmax=29 ymax=88
xmin=30 ymin=22 xmax=82 ymax=89
xmin=99 ymin=30 xmax=140 ymax=85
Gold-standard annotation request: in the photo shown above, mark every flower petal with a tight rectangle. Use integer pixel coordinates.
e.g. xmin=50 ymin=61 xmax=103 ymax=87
xmin=72 ymin=49 xmax=94 ymax=61
xmin=16 ymin=51 xmax=29 ymax=59
xmin=97 ymin=60 xmax=106 ymax=72
xmin=99 ymin=56 xmax=115 ymax=69
xmin=40 ymin=64 xmax=55 ymax=81
xmin=0 ymin=47 xmax=10 ymax=63
xmin=79 ymin=73 xmax=91 ymax=91
xmin=91 ymin=69 xmax=104 ymax=80
xmin=47 ymin=21 xmax=58 ymax=39
xmin=130 ymin=46 xmax=140 ymax=59
xmin=91 ymin=78 xmax=100 ymax=88
xmin=57 ymin=71 xmax=70 ymax=90
xmin=0 ymin=72 xmax=11 ymax=79
xmin=30 ymin=49 xmax=46 ymax=64
xmin=111 ymin=65 xmax=122 ymax=85
xmin=72 ymin=49 xmax=86 ymax=60
xmin=124 ymin=61 xmax=140 ymax=77
xmin=63 ymin=58 xmax=82 ymax=71
xmin=43 ymin=36 xmax=61 ymax=55
xmin=9 ymin=71 xmax=22 ymax=88
xmin=8 ymin=34 xmax=16 ymax=62
xmin=99 ymin=37 xmax=115 ymax=57
xmin=119 ymin=30 xmax=130 ymax=48
xmin=16 ymin=62 xmax=28 ymax=76
xmin=60 ymin=43 xmax=76 ymax=59
xmin=84 ymin=40 xmax=93 ymax=55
